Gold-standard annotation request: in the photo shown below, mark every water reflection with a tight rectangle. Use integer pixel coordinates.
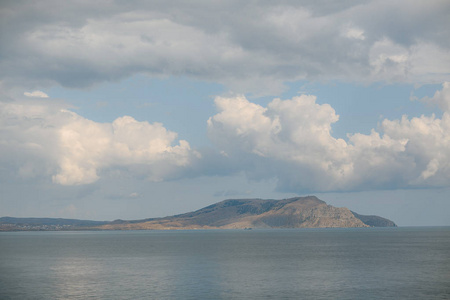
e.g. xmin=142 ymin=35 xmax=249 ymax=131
xmin=1 ymin=229 xmax=449 ymax=299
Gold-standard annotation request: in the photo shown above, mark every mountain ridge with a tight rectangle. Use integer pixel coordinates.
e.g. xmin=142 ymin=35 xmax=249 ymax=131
xmin=99 ymin=196 xmax=396 ymax=230
xmin=0 ymin=196 xmax=396 ymax=231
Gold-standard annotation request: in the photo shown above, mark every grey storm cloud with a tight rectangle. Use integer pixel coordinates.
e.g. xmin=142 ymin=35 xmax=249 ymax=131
xmin=1 ymin=0 xmax=449 ymax=95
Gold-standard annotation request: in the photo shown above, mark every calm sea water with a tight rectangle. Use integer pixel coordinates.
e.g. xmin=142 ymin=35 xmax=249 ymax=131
xmin=1 ymin=227 xmax=449 ymax=299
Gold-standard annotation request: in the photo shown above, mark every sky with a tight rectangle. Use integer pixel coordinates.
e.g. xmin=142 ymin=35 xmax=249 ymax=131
xmin=1 ymin=0 xmax=450 ymax=226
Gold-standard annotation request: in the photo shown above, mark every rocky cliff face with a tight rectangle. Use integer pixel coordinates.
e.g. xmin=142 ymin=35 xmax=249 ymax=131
xmin=99 ymin=196 xmax=396 ymax=230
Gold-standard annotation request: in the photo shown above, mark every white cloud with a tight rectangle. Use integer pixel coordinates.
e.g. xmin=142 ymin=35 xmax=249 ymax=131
xmin=3 ymin=84 xmax=450 ymax=192
xmin=380 ymin=109 xmax=450 ymax=187
xmin=344 ymin=27 xmax=365 ymax=40
xmin=419 ymin=82 xmax=450 ymax=112
xmin=369 ymin=38 xmax=410 ymax=81
xmin=207 ymin=87 xmax=450 ymax=192
xmin=24 ymin=90 xmax=49 ymax=98
xmin=0 ymin=99 xmax=196 ymax=185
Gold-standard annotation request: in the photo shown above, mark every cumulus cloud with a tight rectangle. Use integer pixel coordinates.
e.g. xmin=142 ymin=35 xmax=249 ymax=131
xmin=24 ymin=90 xmax=49 ymax=98
xmin=1 ymin=1 xmax=449 ymax=94
xmin=0 ymin=99 xmax=196 ymax=185
xmin=207 ymin=85 xmax=450 ymax=192
xmin=3 ymin=84 xmax=450 ymax=192
xmin=419 ymin=82 xmax=450 ymax=112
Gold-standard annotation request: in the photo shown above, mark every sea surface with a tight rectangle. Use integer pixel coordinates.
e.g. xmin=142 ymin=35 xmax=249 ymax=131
xmin=1 ymin=227 xmax=449 ymax=299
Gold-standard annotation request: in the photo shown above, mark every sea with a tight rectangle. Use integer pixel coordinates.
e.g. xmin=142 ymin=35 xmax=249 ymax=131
xmin=1 ymin=227 xmax=449 ymax=299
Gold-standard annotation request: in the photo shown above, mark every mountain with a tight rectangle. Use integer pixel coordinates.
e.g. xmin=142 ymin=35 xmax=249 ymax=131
xmin=0 ymin=196 xmax=396 ymax=231
xmin=98 ymin=196 xmax=396 ymax=230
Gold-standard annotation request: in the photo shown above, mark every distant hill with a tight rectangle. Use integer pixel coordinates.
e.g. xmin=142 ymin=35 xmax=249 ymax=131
xmin=0 ymin=217 xmax=108 ymax=231
xmin=0 ymin=196 xmax=396 ymax=231
xmin=99 ymin=196 xmax=397 ymax=230
xmin=351 ymin=211 xmax=397 ymax=227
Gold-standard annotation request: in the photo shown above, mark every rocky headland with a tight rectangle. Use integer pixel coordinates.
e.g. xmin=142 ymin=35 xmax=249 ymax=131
xmin=1 ymin=196 xmax=396 ymax=231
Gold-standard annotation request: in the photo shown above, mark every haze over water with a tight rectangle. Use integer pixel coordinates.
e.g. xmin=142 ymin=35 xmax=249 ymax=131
xmin=1 ymin=227 xmax=449 ymax=299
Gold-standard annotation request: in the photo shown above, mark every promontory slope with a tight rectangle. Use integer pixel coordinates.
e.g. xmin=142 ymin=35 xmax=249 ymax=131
xmin=98 ymin=196 xmax=396 ymax=230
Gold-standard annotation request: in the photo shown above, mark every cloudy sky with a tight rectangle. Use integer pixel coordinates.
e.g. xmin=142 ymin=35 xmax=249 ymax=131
xmin=1 ymin=0 xmax=450 ymax=225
